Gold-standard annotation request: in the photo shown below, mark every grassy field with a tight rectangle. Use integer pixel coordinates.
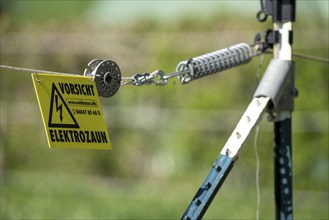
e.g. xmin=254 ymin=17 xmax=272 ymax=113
xmin=2 ymin=170 xmax=328 ymax=219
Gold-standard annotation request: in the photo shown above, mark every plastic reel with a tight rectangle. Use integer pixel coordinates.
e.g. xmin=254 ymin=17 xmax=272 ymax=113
xmin=84 ymin=59 xmax=121 ymax=98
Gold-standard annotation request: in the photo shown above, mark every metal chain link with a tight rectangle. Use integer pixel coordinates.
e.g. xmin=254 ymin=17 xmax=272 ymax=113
xmin=121 ymin=70 xmax=167 ymax=86
xmin=121 ymin=69 xmax=190 ymax=86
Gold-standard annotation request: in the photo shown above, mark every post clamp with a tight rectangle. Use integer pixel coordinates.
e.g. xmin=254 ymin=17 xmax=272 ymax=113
xmin=254 ymin=59 xmax=297 ymax=121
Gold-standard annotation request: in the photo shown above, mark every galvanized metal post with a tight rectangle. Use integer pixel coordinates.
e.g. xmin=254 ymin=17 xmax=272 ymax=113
xmin=271 ymin=1 xmax=296 ymax=219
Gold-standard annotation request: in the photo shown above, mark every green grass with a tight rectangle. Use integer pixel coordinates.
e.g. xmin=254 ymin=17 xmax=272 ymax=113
xmin=2 ymin=170 xmax=328 ymax=219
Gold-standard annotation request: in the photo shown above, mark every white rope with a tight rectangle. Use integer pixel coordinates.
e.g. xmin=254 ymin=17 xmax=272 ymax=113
xmin=254 ymin=125 xmax=261 ymax=220
xmin=254 ymin=54 xmax=264 ymax=220
xmin=0 ymin=64 xmax=78 ymax=76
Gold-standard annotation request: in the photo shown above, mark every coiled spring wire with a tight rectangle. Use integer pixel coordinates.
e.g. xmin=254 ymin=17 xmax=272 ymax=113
xmin=176 ymin=43 xmax=254 ymax=84
xmin=122 ymin=42 xmax=260 ymax=86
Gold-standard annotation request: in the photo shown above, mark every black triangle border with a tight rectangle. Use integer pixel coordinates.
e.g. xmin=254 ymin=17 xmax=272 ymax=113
xmin=48 ymin=83 xmax=80 ymax=128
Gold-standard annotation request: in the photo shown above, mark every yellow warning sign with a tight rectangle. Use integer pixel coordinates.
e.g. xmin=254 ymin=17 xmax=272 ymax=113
xmin=31 ymin=73 xmax=112 ymax=150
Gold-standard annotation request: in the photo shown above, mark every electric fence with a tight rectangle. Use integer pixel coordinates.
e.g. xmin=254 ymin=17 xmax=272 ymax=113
xmin=1 ymin=1 xmax=328 ymax=219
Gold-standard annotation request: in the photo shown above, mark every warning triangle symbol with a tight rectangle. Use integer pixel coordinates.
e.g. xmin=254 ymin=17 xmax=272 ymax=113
xmin=48 ymin=83 xmax=79 ymax=128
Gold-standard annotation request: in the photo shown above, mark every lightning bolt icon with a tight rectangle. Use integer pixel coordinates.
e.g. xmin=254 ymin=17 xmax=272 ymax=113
xmin=55 ymin=94 xmax=63 ymax=122
xmin=48 ymin=83 xmax=79 ymax=129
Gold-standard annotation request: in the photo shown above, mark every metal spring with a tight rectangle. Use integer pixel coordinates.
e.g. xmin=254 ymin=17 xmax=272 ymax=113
xmin=176 ymin=43 xmax=254 ymax=84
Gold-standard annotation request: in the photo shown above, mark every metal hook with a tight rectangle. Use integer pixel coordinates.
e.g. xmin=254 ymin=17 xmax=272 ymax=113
xmin=33 ymin=70 xmax=42 ymax=83
xmin=256 ymin=10 xmax=268 ymax=22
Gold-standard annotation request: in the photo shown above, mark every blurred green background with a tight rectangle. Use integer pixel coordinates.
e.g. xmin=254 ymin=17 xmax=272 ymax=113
xmin=0 ymin=1 xmax=328 ymax=219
